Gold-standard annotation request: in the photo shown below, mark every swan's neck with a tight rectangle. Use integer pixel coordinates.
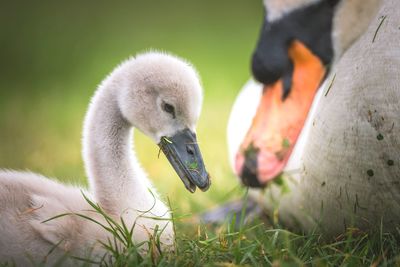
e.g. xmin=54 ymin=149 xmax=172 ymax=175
xmin=83 ymin=83 xmax=152 ymax=214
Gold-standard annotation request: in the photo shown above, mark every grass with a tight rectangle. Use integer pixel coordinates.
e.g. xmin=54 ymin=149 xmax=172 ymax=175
xmin=172 ymin=223 xmax=400 ymax=266
xmin=7 ymin=192 xmax=399 ymax=266
xmin=1 ymin=1 xmax=400 ymax=266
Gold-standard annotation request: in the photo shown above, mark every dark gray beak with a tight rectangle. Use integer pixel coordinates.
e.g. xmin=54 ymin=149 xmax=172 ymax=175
xmin=158 ymin=128 xmax=211 ymax=193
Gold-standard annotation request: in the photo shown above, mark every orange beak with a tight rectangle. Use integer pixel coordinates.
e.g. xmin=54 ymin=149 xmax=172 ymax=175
xmin=236 ymin=40 xmax=326 ymax=186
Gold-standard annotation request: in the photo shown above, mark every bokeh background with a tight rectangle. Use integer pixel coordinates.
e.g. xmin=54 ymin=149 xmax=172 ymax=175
xmin=0 ymin=1 xmax=262 ymax=215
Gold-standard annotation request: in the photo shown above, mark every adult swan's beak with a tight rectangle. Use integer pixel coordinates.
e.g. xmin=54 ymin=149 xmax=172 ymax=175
xmin=236 ymin=41 xmax=327 ymax=187
xmin=159 ymin=128 xmax=211 ymax=193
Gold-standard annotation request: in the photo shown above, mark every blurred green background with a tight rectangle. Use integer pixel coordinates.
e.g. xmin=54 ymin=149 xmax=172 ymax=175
xmin=0 ymin=1 xmax=262 ymax=214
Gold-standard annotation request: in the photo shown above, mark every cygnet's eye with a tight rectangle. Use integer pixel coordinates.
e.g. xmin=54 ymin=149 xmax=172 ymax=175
xmin=162 ymin=101 xmax=176 ymax=119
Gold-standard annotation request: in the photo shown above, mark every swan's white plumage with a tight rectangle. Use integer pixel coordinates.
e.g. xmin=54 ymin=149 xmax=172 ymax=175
xmin=263 ymin=0 xmax=321 ymax=22
xmin=227 ymin=79 xmax=262 ymax=170
xmin=229 ymin=0 xmax=399 ymax=234
xmin=0 ymin=51 xmax=203 ymax=265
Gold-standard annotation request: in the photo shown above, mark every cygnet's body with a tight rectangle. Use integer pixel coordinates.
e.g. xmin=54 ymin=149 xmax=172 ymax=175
xmin=0 ymin=52 xmax=210 ymax=265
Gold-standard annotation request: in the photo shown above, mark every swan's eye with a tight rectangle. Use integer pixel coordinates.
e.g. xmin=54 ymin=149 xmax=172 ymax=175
xmin=162 ymin=102 xmax=176 ymax=118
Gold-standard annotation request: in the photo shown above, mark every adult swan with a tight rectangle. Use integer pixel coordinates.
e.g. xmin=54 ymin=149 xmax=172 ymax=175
xmin=228 ymin=0 xmax=399 ymax=235
xmin=0 ymin=52 xmax=210 ymax=265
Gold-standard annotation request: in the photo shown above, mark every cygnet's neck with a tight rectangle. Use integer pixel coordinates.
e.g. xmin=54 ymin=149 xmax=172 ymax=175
xmin=82 ymin=72 xmax=152 ymax=214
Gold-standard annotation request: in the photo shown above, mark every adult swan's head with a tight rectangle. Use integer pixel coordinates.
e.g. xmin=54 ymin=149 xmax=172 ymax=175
xmin=233 ymin=0 xmax=383 ymax=187
xmin=228 ymin=0 xmax=400 ymax=235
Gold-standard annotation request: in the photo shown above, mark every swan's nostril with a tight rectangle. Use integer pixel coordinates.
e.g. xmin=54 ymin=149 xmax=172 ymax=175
xmin=186 ymin=145 xmax=194 ymax=155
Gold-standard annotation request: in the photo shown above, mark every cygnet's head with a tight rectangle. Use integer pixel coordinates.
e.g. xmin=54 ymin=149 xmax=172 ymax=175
xmin=116 ymin=52 xmax=202 ymax=142
xmin=115 ymin=51 xmax=210 ymax=192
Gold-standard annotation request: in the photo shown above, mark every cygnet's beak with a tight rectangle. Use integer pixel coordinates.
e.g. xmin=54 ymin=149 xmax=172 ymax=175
xmin=158 ymin=128 xmax=211 ymax=193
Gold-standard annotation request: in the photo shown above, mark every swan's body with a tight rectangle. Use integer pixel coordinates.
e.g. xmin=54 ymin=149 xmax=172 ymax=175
xmin=228 ymin=0 xmax=399 ymax=235
xmin=0 ymin=52 xmax=210 ymax=265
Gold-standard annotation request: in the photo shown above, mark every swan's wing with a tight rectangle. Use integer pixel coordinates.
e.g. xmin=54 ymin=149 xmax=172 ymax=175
xmin=28 ymin=194 xmax=82 ymax=249
xmin=0 ymin=171 xmax=94 ymax=264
